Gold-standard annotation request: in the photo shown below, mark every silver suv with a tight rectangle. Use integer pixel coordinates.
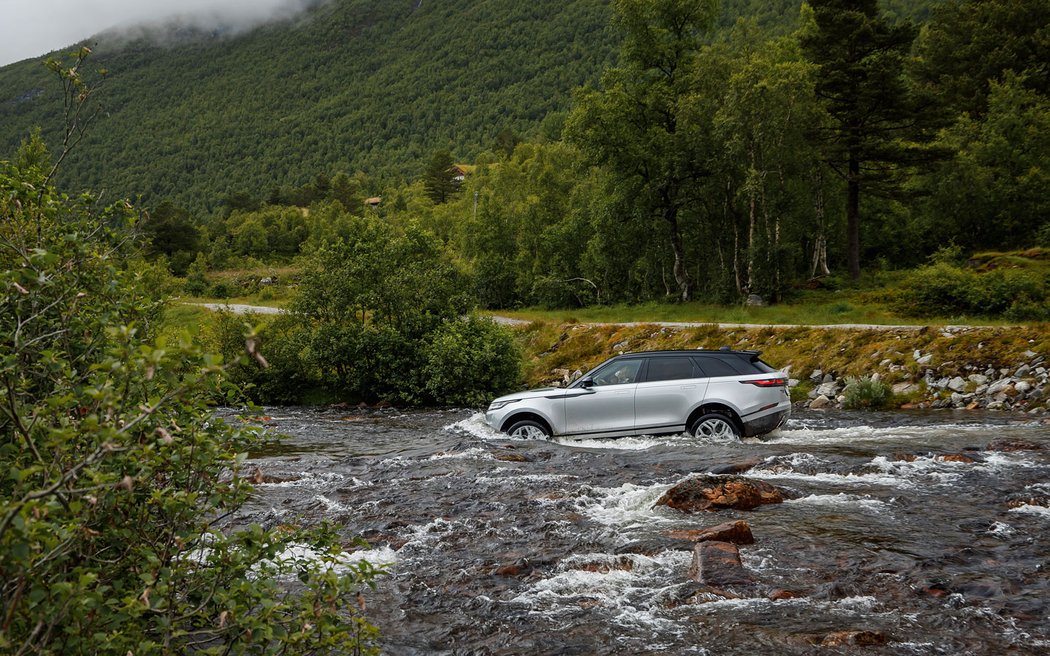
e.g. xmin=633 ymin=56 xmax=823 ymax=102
xmin=485 ymin=349 xmax=790 ymax=440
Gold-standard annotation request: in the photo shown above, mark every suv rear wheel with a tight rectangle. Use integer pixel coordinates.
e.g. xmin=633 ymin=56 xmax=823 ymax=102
xmin=506 ymin=419 xmax=551 ymax=440
xmin=690 ymin=412 xmax=739 ymax=440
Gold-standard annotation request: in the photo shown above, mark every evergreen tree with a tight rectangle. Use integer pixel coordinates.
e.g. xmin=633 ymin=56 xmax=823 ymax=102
xmin=422 ymin=150 xmax=461 ymax=204
xmin=800 ymin=0 xmax=934 ymax=280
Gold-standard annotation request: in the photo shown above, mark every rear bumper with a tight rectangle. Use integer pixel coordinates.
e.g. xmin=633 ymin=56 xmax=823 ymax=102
xmin=741 ymin=406 xmax=790 ymax=437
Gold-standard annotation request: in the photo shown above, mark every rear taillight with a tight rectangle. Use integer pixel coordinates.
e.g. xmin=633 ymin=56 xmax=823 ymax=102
xmin=741 ymin=378 xmax=787 ymax=387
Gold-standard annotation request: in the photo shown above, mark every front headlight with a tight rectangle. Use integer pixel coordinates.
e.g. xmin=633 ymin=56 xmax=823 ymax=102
xmin=488 ymin=398 xmax=521 ymax=411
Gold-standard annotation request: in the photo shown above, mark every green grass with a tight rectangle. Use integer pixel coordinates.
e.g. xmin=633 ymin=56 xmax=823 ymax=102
xmin=489 ymin=297 xmax=1015 ymax=327
xmin=157 ymin=303 xmax=213 ymax=342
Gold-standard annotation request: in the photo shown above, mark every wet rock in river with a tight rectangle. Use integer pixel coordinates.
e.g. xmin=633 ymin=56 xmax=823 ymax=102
xmin=767 ymin=588 xmax=801 ymax=601
xmin=689 ymin=541 xmax=752 ymax=587
xmin=936 ymin=453 xmax=976 ymax=463
xmin=1006 ymin=496 xmax=1050 ymax=509
xmin=493 ymin=452 xmax=530 ymax=462
xmin=986 ymin=438 xmax=1044 ymax=452
xmin=665 ymin=520 xmax=755 ymax=545
xmin=820 ymin=630 xmax=888 ymax=647
xmin=654 ymin=475 xmax=784 ymax=512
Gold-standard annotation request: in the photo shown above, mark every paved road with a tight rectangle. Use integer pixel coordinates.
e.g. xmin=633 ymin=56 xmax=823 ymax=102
xmin=192 ymin=303 xmax=998 ymax=332
xmin=192 ymin=303 xmax=285 ymax=315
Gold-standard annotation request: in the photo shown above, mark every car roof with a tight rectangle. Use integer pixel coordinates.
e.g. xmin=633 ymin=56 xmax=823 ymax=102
xmin=616 ymin=349 xmax=761 ymax=358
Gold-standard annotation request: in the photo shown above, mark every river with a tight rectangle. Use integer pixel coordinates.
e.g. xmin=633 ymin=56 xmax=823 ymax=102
xmin=231 ymin=407 xmax=1050 ymax=655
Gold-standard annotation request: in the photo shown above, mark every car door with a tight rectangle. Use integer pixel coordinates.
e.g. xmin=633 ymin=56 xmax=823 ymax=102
xmin=562 ymin=358 xmax=643 ymax=436
xmin=634 ymin=356 xmax=708 ymax=433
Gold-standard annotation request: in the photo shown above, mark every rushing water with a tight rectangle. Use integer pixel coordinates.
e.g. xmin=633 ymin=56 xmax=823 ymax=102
xmin=231 ymin=407 xmax=1050 ymax=655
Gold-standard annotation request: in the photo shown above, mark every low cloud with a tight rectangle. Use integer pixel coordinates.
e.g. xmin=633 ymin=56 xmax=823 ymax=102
xmin=0 ymin=0 xmax=324 ymax=67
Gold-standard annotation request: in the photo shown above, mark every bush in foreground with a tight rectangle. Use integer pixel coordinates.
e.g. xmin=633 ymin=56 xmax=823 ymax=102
xmin=0 ymin=156 xmax=379 ymax=653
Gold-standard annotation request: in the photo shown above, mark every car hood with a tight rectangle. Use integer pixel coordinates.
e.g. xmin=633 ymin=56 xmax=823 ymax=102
xmin=490 ymin=386 xmax=576 ymax=405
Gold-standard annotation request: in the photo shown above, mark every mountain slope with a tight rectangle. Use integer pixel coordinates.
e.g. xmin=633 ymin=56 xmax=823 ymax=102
xmin=0 ymin=0 xmax=616 ymax=211
xmin=0 ymin=0 xmax=938 ymax=212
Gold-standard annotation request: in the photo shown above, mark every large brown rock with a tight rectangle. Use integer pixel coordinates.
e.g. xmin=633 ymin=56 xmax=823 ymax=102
xmin=654 ymin=475 xmax=784 ymax=512
xmin=665 ymin=520 xmax=755 ymax=545
xmin=689 ymin=541 xmax=752 ymax=587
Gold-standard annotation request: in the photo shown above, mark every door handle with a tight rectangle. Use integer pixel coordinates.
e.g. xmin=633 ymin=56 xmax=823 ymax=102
xmin=680 ymin=385 xmax=696 ymax=389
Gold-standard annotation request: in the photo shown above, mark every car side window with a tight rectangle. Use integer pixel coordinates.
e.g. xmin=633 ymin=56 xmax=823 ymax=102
xmin=693 ymin=356 xmax=740 ymax=378
xmin=644 ymin=357 xmax=698 ymax=382
xmin=592 ymin=359 xmax=643 ymax=386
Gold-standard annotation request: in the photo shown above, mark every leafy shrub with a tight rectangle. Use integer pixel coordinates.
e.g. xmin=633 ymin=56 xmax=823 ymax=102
xmin=422 ymin=316 xmax=522 ymax=406
xmin=210 ymin=280 xmax=232 ymax=298
xmin=892 ymin=262 xmax=1048 ymax=318
xmin=0 ymin=159 xmax=379 ymax=653
xmin=183 ymin=252 xmax=209 ymax=296
xmin=842 ymin=377 xmax=893 ymax=410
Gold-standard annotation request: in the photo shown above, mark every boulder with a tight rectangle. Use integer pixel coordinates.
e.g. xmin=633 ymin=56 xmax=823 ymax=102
xmin=892 ymin=382 xmax=917 ymax=395
xmin=809 ymin=395 xmax=832 ymax=410
xmin=689 ymin=541 xmax=752 ymax=587
xmin=968 ymin=374 xmax=989 ymax=385
xmin=820 ymin=630 xmax=888 ymax=647
xmin=947 ymin=377 xmax=967 ymax=392
xmin=665 ymin=520 xmax=754 ymax=545
xmin=654 ymin=475 xmax=784 ymax=512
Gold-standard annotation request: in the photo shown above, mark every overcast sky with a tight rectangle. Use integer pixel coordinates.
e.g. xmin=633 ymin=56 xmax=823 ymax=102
xmin=0 ymin=0 xmax=317 ymax=67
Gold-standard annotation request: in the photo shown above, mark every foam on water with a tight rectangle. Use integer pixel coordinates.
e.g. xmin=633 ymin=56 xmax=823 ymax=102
xmin=509 ymin=550 xmax=691 ymax=637
xmin=987 ymin=521 xmax=1015 ymax=537
xmin=556 ymin=434 xmax=693 ymax=450
xmin=1008 ymin=503 xmax=1050 ymax=518
xmin=445 ymin=412 xmax=505 ymax=440
xmin=254 ymin=471 xmax=345 ymax=488
xmin=768 ymin=422 xmax=1029 ymax=446
xmin=575 ymin=482 xmax=677 ymax=529
xmin=784 ymin=493 xmax=892 ymax=512
xmin=253 ymin=543 xmax=397 ymax=579
xmin=427 ymin=446 xmax=496 ymax=461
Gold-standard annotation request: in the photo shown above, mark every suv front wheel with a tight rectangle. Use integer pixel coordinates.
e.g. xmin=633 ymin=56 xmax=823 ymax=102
xmin=506 ymin=419 xmax=551 ymax=440
xmin=690 ymin=412 xmax=739 ymax=440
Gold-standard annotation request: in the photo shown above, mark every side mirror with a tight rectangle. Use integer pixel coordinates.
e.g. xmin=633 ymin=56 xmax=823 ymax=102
xmin=580 ymin=376 xmax=594 ymax=388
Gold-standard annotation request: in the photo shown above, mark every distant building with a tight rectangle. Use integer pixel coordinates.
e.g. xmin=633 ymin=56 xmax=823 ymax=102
xmin=450 ymin=165 xmax=473 ymax=182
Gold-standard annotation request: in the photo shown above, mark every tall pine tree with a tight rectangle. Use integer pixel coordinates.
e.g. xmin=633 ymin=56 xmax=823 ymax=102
xmin=800 ymin=0 xmax=933 ymax=280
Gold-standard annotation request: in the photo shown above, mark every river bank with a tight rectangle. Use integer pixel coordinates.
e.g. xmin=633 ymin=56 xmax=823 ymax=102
xmin=514 ymin=322 xmax=1050 ymax=415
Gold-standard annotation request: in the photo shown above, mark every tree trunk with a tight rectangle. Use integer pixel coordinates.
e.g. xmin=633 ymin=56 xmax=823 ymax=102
xmin=811 ymin=169 xmax=830 ymax=278
xmin=665 ymin=208 xmax=691 ymax=302
xmin=846 ymin=152 xmax=861 ymax=280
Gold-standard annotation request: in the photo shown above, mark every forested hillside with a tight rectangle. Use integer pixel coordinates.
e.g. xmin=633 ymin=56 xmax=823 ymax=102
xmin=0 ymin=0 xmax=616 ymax=211
xmin=0 ymin=0 xmax=939 ymax=212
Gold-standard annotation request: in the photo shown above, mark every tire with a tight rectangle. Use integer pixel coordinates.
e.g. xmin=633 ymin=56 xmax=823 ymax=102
xmin=506 ymin=419 xmax=551 ymax=440
xmin=690 ymin=412 xmax=740 ymax=440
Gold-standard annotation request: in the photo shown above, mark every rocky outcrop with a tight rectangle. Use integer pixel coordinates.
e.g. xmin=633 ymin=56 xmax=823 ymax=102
xmin=665 ymin=520 xmax=755 ymax=545
xmin=654 ymin=475 xmax=784 ymax=512
xmin=689 ymin=541 xmax=752 ymax=587
xmin=805 ymin=347 xmax=1049 ymax=414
